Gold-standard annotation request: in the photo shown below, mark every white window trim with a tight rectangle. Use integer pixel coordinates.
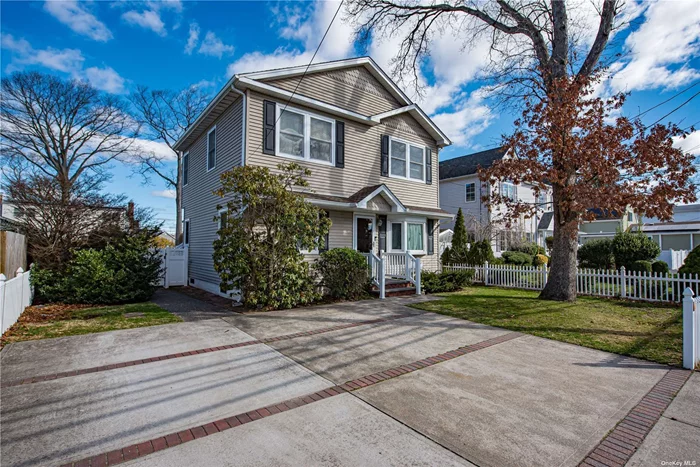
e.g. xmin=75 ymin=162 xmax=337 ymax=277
xmin=184 ymin=219 xmax=190 ymax=245
xmin=500 ymin=181 xmax=516 ymax=201
xmin=388 ymin=136 xmax=425 ymax=183
xmin=183 ymin=151 xmax=190 ymax=186
xmin=206 ymin=126 xmax=217 ymax=172
xmin=216 ymin=207 xmax=227 ymax=233
xmin=275 ymin=105 xmax=335 ymax=166
xmin=386 ymin=216 xmax=426 ymax=255
xmin=465 ymin=182 xmax=476 ymax=203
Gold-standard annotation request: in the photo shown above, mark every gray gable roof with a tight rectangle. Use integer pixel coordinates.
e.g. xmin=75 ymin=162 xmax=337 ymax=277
xmin=439 ymin=147 xmax=506 ymax=180
xmin=538 ymin=211 xmax=554 ymax=230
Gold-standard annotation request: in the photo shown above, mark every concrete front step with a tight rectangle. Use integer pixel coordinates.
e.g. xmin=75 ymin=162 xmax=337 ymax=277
xmin=370 ymin=286 xmax=417 ymax=297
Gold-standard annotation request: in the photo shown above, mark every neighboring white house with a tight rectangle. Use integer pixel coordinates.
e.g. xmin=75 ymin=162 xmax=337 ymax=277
xmin=438 ymin=147 xmax=552 ymax=255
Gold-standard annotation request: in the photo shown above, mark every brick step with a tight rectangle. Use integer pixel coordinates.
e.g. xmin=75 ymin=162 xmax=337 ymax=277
xmin=371 ymin=286 xmax=417 ymax=297
xmin=372 ymin=279 xmax=413 ymax=291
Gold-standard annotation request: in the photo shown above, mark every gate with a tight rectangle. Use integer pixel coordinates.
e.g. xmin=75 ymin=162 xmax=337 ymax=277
xmin=163 ymin=247 xmax=188 ymax=288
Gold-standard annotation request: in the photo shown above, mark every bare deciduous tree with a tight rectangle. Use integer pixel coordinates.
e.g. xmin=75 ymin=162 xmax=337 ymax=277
xmin=347 ymin=0 xmax=695 ymax=300
xmin=129 ymin=85 xmax=209 ymax=242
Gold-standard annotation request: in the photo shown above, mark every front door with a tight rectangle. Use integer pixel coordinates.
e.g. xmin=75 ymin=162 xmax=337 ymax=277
xmin=356 ymin=217 xmax=374 ymax=253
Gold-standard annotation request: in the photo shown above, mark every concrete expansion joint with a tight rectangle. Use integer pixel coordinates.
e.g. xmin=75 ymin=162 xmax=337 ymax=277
xmin=58 ymin=332 xmax=521 ymax=467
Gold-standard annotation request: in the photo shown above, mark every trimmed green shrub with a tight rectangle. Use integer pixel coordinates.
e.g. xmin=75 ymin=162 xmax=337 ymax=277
xmin=450 ymin=208 xmax=470 ymax=263
xmin=422 ymin=269 xmax=474 ymax=293
xmin=628 ymin=260 xmax=652 ymax=273
xmin=440 ymin=246 xmax=451 ymax=264
xmin=651 ymin=261 xmax=669 ymax=274
xmin=316 ymin=248 xmax=371 ymax=300
xmin=510 ymin=242 xmax=539 ymax=256
xmin=679 ymin=246 xmax=700 ymax=276
xmin=491 ymin=257 xmax=505 ymax=265
xmin=533 ymin=254 xmax=549 ymax=266
xmin=545 ymin=236 xmax=554 ymax=251
xmin=31 ymin=232 xmax=162 ymax=304
xmin=612 ymin=231 xmax=660 ymax=269
xmin=466 ymin=239 xmax=495 ymax=265
xmin=502 ymin=251 xmax=533 ymax=266
xmin=577 ymin=238 xmax=615 ymax=269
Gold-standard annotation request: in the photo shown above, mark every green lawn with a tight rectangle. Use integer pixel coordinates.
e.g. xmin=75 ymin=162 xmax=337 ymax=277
xmin=412 ymin=286 xmax=683 ymax=366
xmin=1 ymin=302 xmax=182 ymax=346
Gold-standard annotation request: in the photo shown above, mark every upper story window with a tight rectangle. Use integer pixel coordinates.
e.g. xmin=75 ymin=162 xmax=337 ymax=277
xmin=277 ymin=107 xmax=334 ymax=165
xmin=500 ymin=182 xmax=516 ymax=200
xmin=537 ymin=191 xmax=547 ymax=206
xmin=183 ymin=152 xmax=189 ymax=186
xmin=389 ymin=137 xmax=424 ymax=182
xmin=627 ymin=212 xmax=634 ymax=222
xmin=465 ymin=183 xmax=476 ymax=202
xmin=207 ymin=127 xmax=216 ymax=171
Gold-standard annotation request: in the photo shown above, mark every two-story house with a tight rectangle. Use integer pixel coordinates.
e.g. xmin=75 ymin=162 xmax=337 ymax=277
xmin=438 ymin=147 xmax=552 ymax=255
xmin=173 ymin=57 xmax=452 ymax=297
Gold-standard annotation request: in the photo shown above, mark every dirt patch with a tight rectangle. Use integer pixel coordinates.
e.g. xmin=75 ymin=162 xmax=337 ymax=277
xmin=17 ymin=304 xmax=92 ymax=323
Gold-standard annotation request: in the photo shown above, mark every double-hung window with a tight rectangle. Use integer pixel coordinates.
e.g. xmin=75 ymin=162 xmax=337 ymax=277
xmin=277 ymin=107 xmax=334 ymax=165
xmin=207 ymin=127 xmax=216 ymax=171
xmin=389 ymin=137 xmax=424 ymax=181
xmin=465 ymin=182 xmax=476 ymax=202
xmin=391 ymin=222 xmax=403 ymax=250
xmin=500 ymin=182 xmax=516 ymax=200
xmin=407 ymin=223 xmax=424 ymax=252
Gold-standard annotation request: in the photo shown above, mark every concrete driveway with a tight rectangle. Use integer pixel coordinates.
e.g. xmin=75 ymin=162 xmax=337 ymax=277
xmin=1 ymin=290 xmax=696 ymax=467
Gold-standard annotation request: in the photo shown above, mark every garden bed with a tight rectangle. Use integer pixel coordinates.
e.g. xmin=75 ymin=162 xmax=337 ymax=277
xmin=1 ymin=302 xmax=181 ymax=347
xmin=411 ymin=286 xmax=682 ymax=366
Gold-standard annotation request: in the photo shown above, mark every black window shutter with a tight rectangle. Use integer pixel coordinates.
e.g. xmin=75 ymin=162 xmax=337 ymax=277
xmin=335 ymin=121 xmax=345 ymax=168
xmin=425 ymin=147 xmax=432 ymax=185
xmin=378 ymin=215 xmax=387 ymax=252
xmin=263 ymin=100 xmax=276 ymax=155
xmin=381 ymin=135 xmax=389 ymax=176
xmin=427 ymin=219 xmax=435 ymax=255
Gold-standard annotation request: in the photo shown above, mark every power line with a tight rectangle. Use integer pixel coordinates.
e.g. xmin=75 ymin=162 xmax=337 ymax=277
xmin=250 ymin=0 xmax=344 ymax=156
xmin=644 ymin=90 xmax=700 ymax=130
xmin=636 ymin=80 xmax=700 ymax=118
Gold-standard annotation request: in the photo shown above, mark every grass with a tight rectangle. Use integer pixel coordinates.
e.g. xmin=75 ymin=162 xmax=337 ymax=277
xmin=411 ymin=286 xmax=683 ymax=366
xmin=1 ymin=302 xmax=182 ymax=347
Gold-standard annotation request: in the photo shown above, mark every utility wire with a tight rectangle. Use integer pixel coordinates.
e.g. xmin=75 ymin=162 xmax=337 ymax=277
xmin=636 ymin=80 xmax=700 ymax=118
xmin=643 ymin=90 xmax=700 ymax=130
xmin=250 ymin=0 xmax=344 ymax=156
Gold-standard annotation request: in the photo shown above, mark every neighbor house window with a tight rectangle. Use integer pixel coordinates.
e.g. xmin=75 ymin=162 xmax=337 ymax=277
xmin=537 ymin=191 xmax=547 ymax=207
xmin=389 ymin=137 xmax=424 ymax=181
xmin=207 ymin=127 xmax=216 ymax=171
xmin=277 ymin=106 xmax=334 ymax=164
xmin=465 ymin=183 xmax=476 ymax=202
xmin=500 ymin=182 xmax=516 ymax=200
xmin=183 ymin=152 xmax=189 ymax=186
xmin=407 ymin=223 xmax=424 ymax=252
xmin=391 ymin=222 xmax=403 ymax=250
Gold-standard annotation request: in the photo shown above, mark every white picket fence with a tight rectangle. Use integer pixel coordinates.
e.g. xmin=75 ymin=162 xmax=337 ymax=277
xmin=682 ymin=288 xmax=700 ymax=369
xmin=0 ymin=267 xmax=33 ymax=335
xmin=443 ymin=262 xmax=700 ymax=304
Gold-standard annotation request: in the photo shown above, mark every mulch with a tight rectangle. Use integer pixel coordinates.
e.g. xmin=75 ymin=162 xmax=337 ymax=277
xmin=14 ymin=303 xmax=92 ymax=324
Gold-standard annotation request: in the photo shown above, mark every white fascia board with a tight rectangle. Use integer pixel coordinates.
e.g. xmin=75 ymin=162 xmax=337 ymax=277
xmin=406 ymin=209 xmax=453 ymax=219
xmin=371 ymin=105 xmax=451 ymax=148
xmin=355 ymin=185 xmax=406 ymax=212
xmin=236 ymin=77 xmax=376 ymax=125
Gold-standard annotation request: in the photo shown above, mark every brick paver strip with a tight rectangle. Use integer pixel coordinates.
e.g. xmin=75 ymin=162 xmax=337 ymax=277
xmin=58 ymin=331 xmax=521 ymax=466
xmin=578 ymin=368 xmax=692 ymax=467
xmin=1 ymin=315 xmax=407 ymax=388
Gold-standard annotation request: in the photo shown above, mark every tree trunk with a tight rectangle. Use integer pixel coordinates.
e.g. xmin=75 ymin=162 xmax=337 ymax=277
xmin=540 ymin=200 xmax=578 ymax=301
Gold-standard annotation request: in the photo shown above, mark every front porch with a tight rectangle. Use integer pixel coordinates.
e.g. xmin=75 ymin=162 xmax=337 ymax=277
xmin=301 ymin=184 xmax=452 ymax=298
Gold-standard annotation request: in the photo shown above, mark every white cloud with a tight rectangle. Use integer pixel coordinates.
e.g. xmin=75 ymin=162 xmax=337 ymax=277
xmin=44 ymin=0 xmax=112 ymax=42
xmin=2 ymin=34 xmax=127 ymax=95
xmin=122 ymin=9 xmax=167 ymax=36
xmin=84 ymin=66 xmax=126 ymax=94
xmin=198 ymin=31 xmax=234 ymax=58
xmin=675 ymin=130 xmax=700 ymax=156
xmin=227 ymin=49 xmax=314 ymax=76
xmin=151 ymin=189 xmax=177 ymax=199
xmin=609 ymin=0 xmax=700 ymax=92
xmin=431 ymin=89 xmax=495 ymax=147
xmin=184 ymin=22 xmax=199 ymax=54
xmin=132 ymin=138 xmax=176 ymax=161
xmin=2 ymin=33 xmax=84 ymax=73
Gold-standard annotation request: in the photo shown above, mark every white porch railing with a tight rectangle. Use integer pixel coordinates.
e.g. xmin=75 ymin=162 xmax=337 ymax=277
xmin=364 ymin=252 xmax=421 ymax=299
xmin=682 ymin=288 xmax=700 ymax=369
xmin=0 ymin=267 xmax=33 ymax=335
xmin=444 ymin=262 xmax=700 ymax=304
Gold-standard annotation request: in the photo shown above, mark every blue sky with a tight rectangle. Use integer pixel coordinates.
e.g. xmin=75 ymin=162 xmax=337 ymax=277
xmin=2 ymin=0 xmax=699 ymax=233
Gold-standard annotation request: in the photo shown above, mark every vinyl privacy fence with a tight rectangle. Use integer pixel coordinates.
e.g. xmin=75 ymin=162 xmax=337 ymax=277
xmin=0 ymin=267 xmax=32 ymax=335
xmin=443 ymin=263 xmax=700 ymax=304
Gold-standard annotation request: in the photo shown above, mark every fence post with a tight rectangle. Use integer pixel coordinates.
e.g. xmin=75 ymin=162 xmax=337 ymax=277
xmin=683 ymin=288 xmax=698 ymax=370
xmin=415 ymin=257 xmax=421 ymax=295
xmin=542 ymin=264 xmax=548 ymax=289
xmin=0 ymin=273 xmax=6 ymax=337
xmin=620 ymin=266 xmax=626 ymax=299
xmin=484 ymin=261 xmax=490 ymax=286
xmin=379 ymin=257 xmax=386 ymax=299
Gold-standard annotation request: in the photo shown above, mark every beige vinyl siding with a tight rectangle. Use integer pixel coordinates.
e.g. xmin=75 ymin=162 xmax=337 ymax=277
xmin=182 ymin=96 xmax=244 ymax=286
xmin=261 ymin=66 xmax=402 ymax=116
xmin=246 ymin=90 xmax=439 ymax=210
